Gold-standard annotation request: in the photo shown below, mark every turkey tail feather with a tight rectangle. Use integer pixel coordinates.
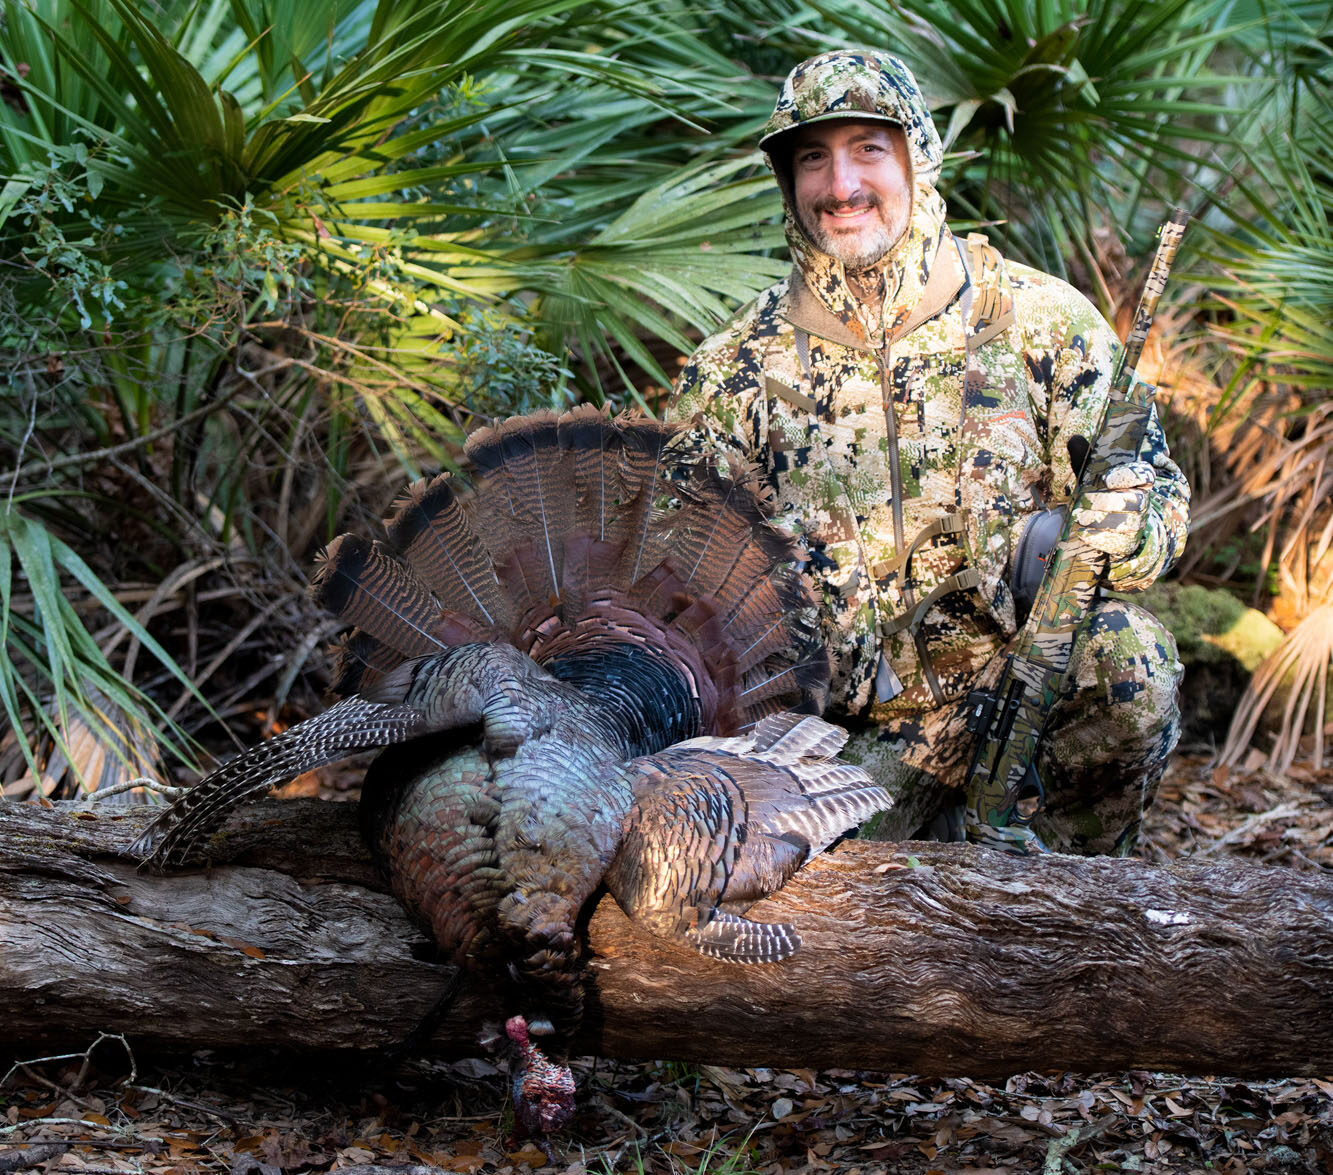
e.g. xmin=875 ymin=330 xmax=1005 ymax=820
xmin=609 ymin=416 xmax=671 ymax=585
xmin=132 ymin=696 xmax=429 ymax=867
xmin=385 ymin=476 xmax=510 ymax=630
xmin=466 ymin=412 xmax=572 ymax=609
xmin=737 ymin=656 xmax=831 ymax=714
xmin=561 ymin=404 xmax=620 ymax=541
xmin=312 ymin=535 xmax=444 ymax=657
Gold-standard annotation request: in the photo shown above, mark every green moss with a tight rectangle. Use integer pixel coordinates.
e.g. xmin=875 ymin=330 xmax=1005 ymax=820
xmin=1137 ymin=584 xmax=1282 ymax=670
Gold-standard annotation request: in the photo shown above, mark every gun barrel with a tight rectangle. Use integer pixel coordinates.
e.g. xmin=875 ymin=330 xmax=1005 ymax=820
xmin=1121 ymin=208 xmax=1190 ymax=378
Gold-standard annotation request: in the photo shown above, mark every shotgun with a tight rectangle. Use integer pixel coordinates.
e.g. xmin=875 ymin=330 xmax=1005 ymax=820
xmin=963 ymin=209 xmax=1189 ymax=852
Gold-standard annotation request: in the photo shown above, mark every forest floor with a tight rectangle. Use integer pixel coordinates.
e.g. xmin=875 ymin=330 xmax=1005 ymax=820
xmin=2 ymin=752 xmax=1332 ymax=1175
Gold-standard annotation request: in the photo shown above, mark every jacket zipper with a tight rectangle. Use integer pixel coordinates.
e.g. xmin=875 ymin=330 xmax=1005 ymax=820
xmin=877 ymin=346 xmax=906 ymax=554
xmin=878 ymin=343 xmax=948 ymax=707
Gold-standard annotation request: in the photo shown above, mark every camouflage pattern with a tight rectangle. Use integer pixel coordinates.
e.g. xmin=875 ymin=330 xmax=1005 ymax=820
xmin=668 ymin=51 xmax=1191 ymax=854
xmin=843 ymin=598 xmax=1182 ymax=855
xmin=759 ymin=50 xmax=944 ymax=185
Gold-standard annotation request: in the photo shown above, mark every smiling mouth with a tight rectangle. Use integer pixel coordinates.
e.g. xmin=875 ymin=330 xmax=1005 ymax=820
xmin=822 ymin=207 xmax=876 ymax=230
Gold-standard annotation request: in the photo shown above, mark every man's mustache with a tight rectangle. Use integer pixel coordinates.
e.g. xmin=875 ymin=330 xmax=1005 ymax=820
xmin=812 ymin=193 xmax=882 ymax=214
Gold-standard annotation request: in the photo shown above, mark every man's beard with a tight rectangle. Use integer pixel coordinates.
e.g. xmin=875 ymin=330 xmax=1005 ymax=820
xmin=800 ymin=193 xmax=908 ymax=271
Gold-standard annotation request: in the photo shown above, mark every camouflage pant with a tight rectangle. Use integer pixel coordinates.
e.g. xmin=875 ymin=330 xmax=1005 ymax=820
xmin=841 ymin=599 xmax=1183 ymax=855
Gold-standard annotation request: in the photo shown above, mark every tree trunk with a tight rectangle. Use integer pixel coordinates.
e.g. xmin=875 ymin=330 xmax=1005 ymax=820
xmin=3 ymin=798 xmax=1331 ymax=1079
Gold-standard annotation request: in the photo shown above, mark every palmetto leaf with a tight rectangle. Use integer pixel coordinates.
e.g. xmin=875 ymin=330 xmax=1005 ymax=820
xmin=0 ymin=508 xmax=203 ymax=794
xmin=513 ymin=156 xmax=786 ymax=398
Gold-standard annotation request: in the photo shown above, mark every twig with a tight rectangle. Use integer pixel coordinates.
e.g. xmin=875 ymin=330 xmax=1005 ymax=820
xmin=8 ymin=1062 xmax=97 ymax=1110
xmin=0 ymin=1142 xmax=69 ymax=1172
xmin=0 ymin=1034 xmax=136 ymax=1093
xmin=1192 ymin=801 xmax=1305 ymax=857
xmin=90 ymin=776 xmax=184 ymax=802
xmin=4 ymin=374 xmax=39 ymax=510
xmin=10 ymin=359 xmax=296 ymax=484
xmin=0 ymin=1119 xmax=130 ymax=1138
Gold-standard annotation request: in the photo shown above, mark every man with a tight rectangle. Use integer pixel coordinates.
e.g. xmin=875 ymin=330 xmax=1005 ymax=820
xmin=669 ymin=50 xmax=1189 ymax=854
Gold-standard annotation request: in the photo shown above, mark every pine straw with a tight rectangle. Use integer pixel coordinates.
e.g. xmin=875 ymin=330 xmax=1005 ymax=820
xmin=3 ymin=755 xmax=1332 ymax=1175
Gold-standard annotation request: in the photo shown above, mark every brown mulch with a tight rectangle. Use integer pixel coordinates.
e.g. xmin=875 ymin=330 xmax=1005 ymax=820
xmin=3 ymin=755 xmax=1332 ymax=1175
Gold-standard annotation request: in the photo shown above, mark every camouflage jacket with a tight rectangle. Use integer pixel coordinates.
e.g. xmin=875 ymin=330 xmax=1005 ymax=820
xmin=669 ymin=51 xmax=1190 ymax=720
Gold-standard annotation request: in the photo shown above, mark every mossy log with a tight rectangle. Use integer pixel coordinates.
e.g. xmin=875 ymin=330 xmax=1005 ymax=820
xmin=2 ymin=798 xmax=1331 ymax=1079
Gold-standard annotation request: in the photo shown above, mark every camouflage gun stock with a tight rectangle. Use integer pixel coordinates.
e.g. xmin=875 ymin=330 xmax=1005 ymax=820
xmin=962 ymin=209 xmax=1189 ymax=852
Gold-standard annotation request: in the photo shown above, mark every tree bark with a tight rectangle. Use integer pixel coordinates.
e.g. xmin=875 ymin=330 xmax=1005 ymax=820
xmin=2 ymin=797 xmax=1331 ymax=1079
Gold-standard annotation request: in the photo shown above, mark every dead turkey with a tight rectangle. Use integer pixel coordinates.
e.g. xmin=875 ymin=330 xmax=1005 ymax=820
xmin=133 ymin=407 xmax=889 ymax=1134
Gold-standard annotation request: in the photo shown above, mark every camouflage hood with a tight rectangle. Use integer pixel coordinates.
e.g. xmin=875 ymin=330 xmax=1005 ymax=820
xmin=762 ymin=50 xmax=948 ymax=348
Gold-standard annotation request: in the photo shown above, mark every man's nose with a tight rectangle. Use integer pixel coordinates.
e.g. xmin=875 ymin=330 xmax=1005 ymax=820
xmin=829 ymin=150 xmax=861 ymax=203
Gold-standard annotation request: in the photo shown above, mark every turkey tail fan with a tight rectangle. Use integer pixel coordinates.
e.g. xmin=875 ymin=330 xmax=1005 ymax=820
xmin=384 ymin=474 xmax=514 ymax=633
xmin=312 ymin=409 xmax=825 ymax=730
xmin=132 ymin=695 xmax=431 ymax=868
xmin=464 ymin=412 xmax=575 ymax=610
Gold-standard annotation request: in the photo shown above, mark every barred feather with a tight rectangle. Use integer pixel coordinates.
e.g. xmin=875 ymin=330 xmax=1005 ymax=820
xmin=465 ymin=412 xmax=573 ymax=608
xmin=385 ymin=475 xmax=513 ymax=631
xmin=132 ymin=695 xmax=430 ymax=866
xmin=688 ymin=911 xmax=801 ymax=964
xmin=607 ymin=715 xmax=889 ymax=965
xmin=560 ymin=404 xmax=622 ymax=541
xmin=312 ymin=536 xmax=443 ymax=658
xmin=607 ymin=415 xmax=671 ymax=585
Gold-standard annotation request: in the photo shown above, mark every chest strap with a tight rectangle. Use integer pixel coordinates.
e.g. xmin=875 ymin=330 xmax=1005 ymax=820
xmin=877 ymin=567 xmax=983 ymax=639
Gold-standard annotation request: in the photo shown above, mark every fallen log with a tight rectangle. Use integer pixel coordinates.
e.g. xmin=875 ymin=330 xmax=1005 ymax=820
xmin=2 ymin=797 xmax=1331 ymax=1079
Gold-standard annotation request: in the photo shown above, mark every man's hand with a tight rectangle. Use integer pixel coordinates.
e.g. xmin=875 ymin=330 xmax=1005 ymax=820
xmin=1073 ymin=459 xmax=1158 ymax=586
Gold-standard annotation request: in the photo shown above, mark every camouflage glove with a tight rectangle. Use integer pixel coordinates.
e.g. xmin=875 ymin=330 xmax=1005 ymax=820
xmin=1072 ymin=459 xmax=1162 ymax=590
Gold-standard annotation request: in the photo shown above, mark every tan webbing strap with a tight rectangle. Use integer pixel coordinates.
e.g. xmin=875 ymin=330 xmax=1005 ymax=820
xmin=963 ymin=232 xmax=1016 ymax=349
xmin=765 ymin=375 xmax=817 ymax=415
xmin=871 ymin=512 xmax=967 ymax=582
xmin=876 ymin=567 xmax=983 ymax=639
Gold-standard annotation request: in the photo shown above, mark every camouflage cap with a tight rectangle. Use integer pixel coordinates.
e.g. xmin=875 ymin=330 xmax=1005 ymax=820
xmin=760 ymin=50 xmax=943 ymax=184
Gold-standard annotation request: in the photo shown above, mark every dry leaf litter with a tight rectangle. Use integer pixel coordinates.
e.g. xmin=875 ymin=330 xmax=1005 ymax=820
xmin=3 ymin=754 xmax=1331 ymax=1175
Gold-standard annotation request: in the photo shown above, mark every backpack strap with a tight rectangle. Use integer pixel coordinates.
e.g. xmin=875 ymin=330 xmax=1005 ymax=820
xmin=960 ymin=231 xmax=1016 ymax=350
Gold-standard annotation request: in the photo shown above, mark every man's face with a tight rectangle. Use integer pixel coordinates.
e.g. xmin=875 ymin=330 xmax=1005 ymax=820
xmin=791 ymin=120 xmax=912 ymax=271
